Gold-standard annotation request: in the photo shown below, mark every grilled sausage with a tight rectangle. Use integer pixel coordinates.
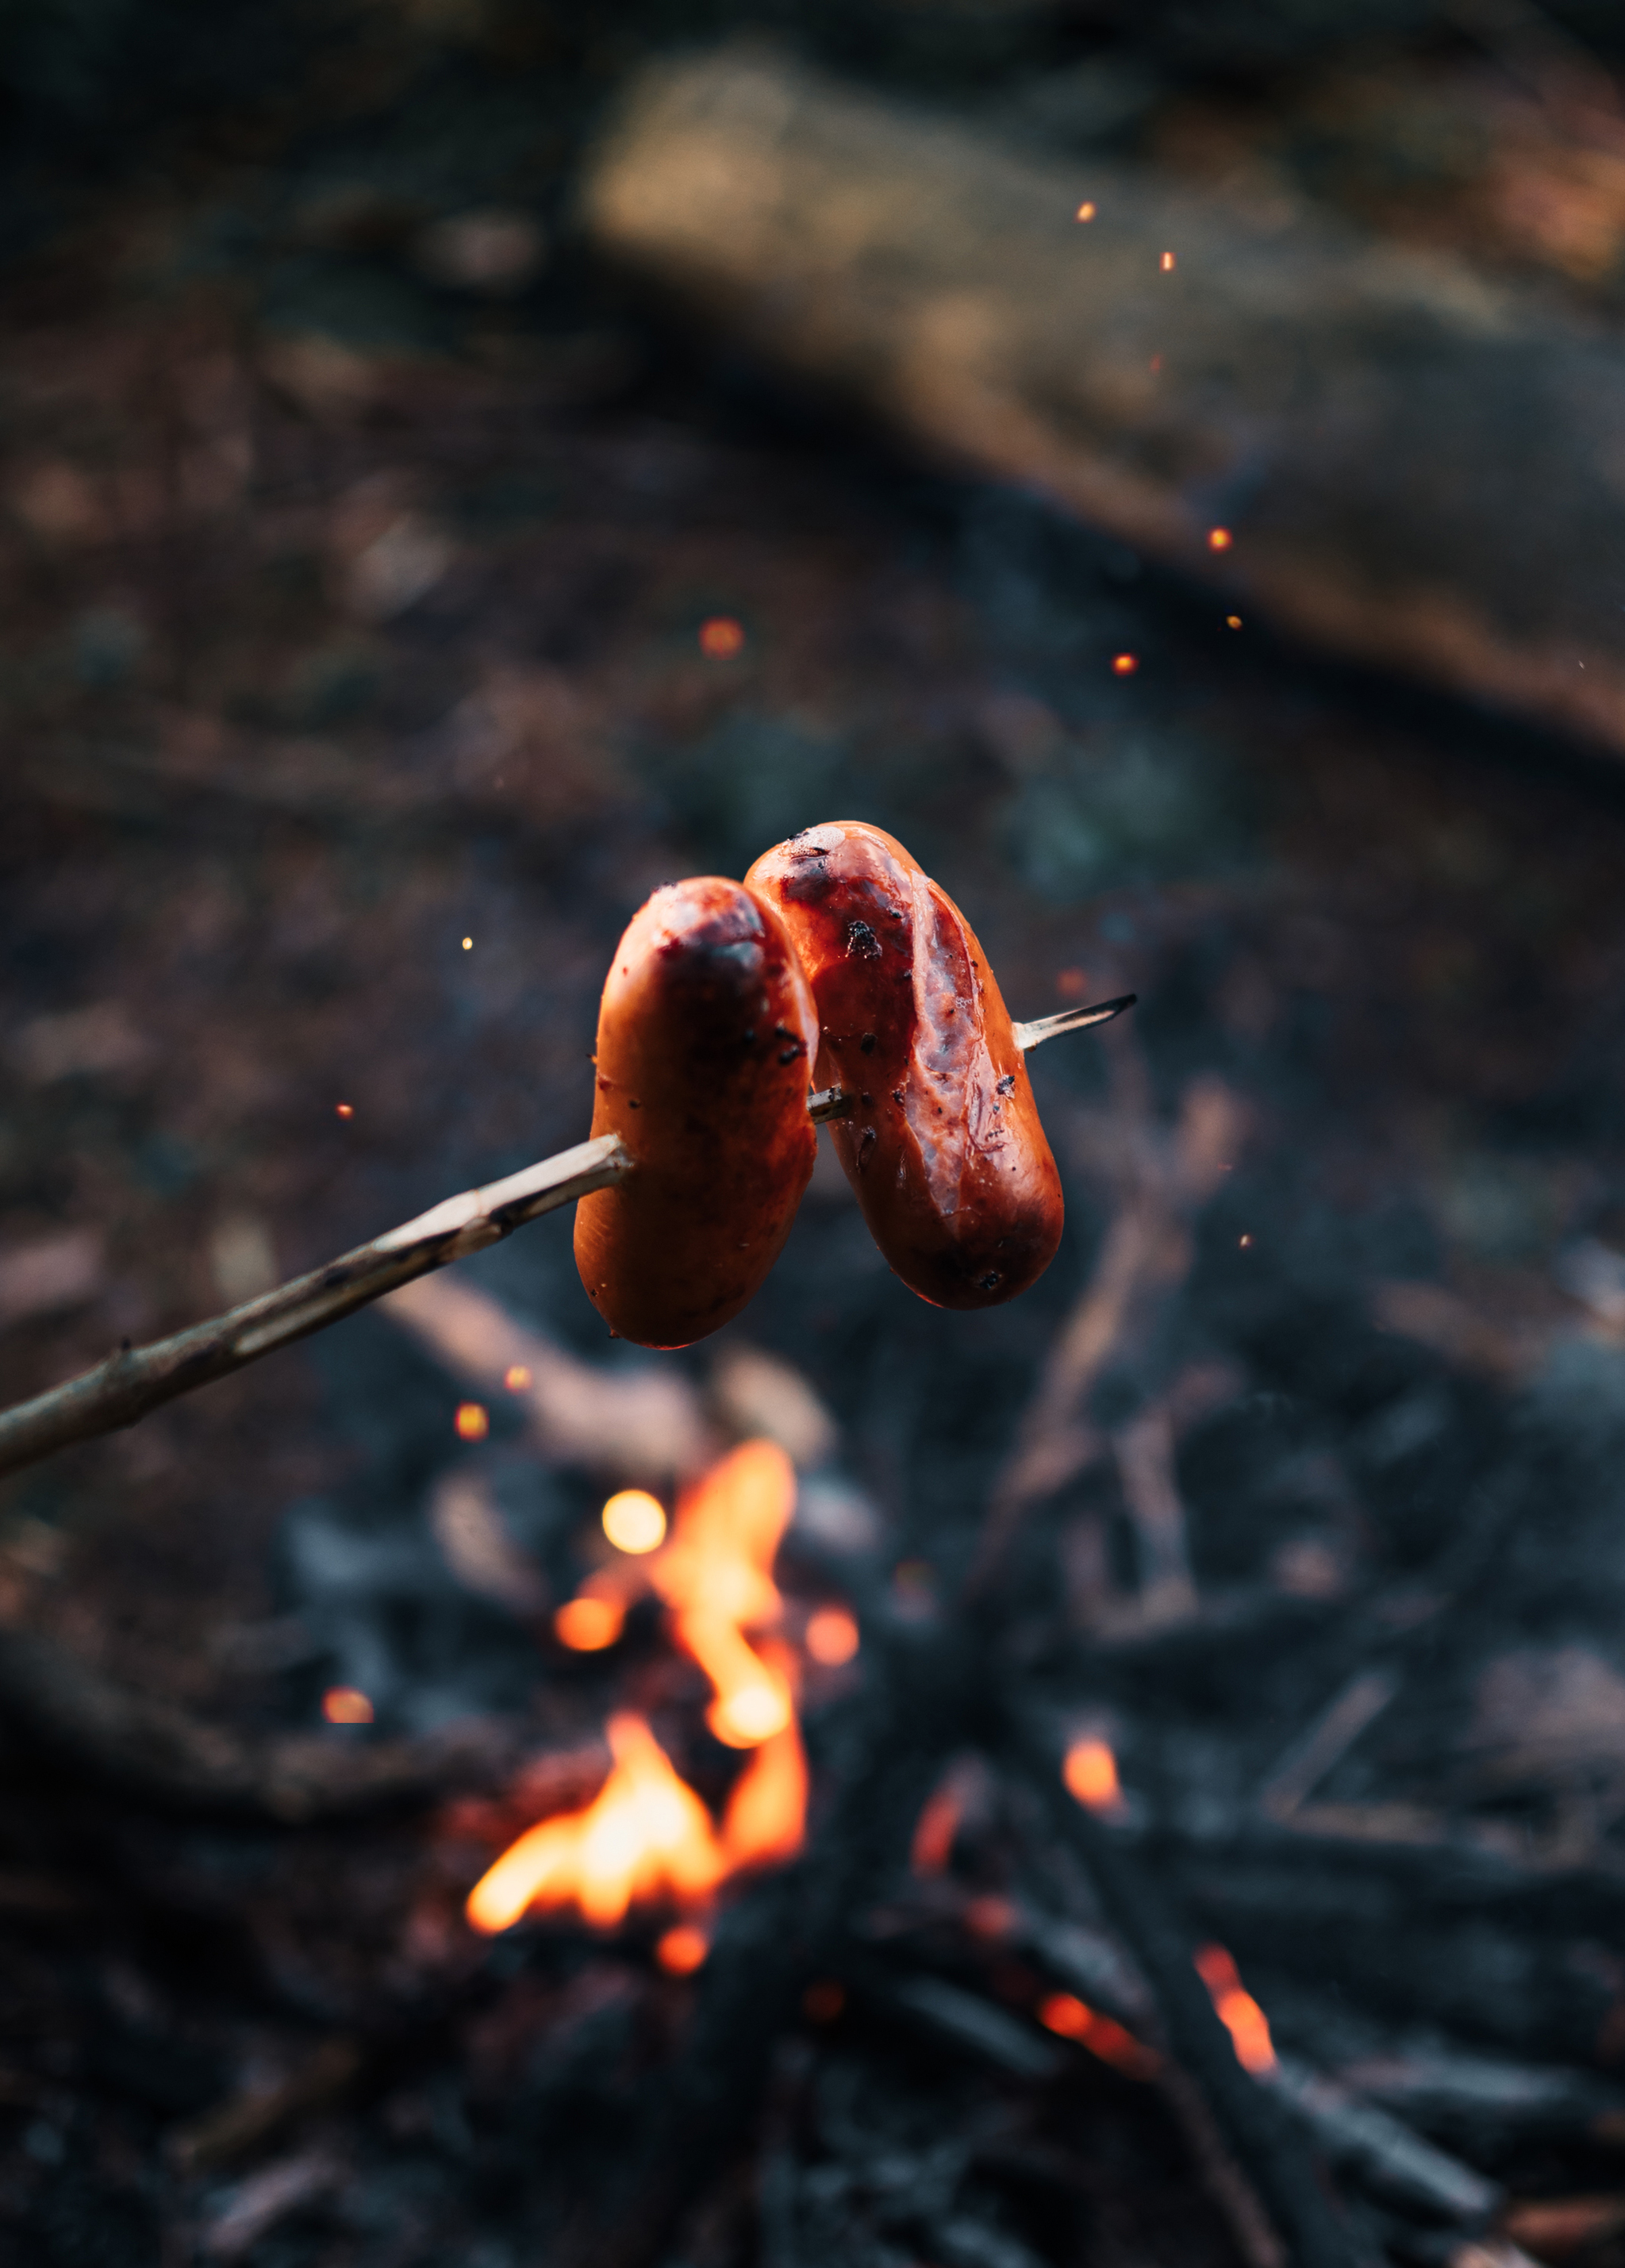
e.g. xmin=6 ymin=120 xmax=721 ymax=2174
xmin=574 ymin=878 xmax=820 ymax=1347
xmin=746 ymin=823 xmax=1062 ymax=1309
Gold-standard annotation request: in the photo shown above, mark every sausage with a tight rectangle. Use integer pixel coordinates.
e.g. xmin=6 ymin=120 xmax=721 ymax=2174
xmin=745 ymin=823 xmax=1062 ymax=1309
xmin=574 ymin=878 xmax=820 ymax=1348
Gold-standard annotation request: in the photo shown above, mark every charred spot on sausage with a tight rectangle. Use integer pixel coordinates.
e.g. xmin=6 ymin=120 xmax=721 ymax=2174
xmin=996 ymin=1073 xmax=1016 ymax=1094
xmin=846 ymin=919 xmax=882 ymax=959
xmin=860 ymin=1032 xmax=876 ymax=1053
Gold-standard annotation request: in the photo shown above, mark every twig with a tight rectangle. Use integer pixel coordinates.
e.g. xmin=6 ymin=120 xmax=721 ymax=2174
xmin=1014 ymin=1716 xmax=1360 ymax=2268
xmin=0 ymin=1624 xmax=601 ymax=1820
xmin=1011 ymin=996 xmax=1137 ymax=1051
xmin=0 ymin=1134 xmax=632 ymax=1484
xmin=0 ymin=995 xmax=1134 ymax=1486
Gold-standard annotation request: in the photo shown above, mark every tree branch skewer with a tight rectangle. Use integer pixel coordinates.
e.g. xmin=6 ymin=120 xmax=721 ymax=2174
xmin=0 ymin=1135 xmax=632 ymax=1484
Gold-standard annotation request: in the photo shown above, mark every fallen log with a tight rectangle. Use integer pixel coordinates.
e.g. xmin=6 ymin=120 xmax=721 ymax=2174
xmin=0 ymin=1624 xmax=601 ymax=1821
xmin=582 ymin=46 xmax=1625 ymax=756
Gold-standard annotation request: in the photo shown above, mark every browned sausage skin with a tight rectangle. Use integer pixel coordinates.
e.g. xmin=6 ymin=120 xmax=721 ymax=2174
xmin=746 ymin=823 xmax=1062 ymax=1309
xmin=574 ymin=878 xmax=819 ymax=1348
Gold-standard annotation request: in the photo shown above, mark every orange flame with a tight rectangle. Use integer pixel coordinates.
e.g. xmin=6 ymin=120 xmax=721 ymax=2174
xmin=1039 ymin=1992 xmax=1160 ymax=2078
xmin=472 ymin=1444 xmax=811 ymax=1937
xmin=651 ymin=1440 xmax=795 ymax=1747
xmin=467 ymin=1713 xmax=727 ymax=1933
xmin=721 ymin=1712 xmax=807 ymax=1869
xmin=467 ymin=1692 xmax=805 ymax=1937
xmin=1063 ymin=1736 xmax=1125 ymax=1817
xmin=1194 ymin=1945 xmax=1277 ymax=2074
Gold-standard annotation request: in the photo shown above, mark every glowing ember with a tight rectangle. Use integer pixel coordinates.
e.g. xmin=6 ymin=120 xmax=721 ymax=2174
xmin=504 ymin=1363 xmax=532 ymax=1390
xmin=911 ymin=1777 xmax=964 ymax=1877
xmin=1227 ymin=614 xmax=1243 ymax=629
xmin=1062 ymin=1735 xmax=1124 ymax=1816
xmin=1208 ymin=527 xmax=1232 ymax=551
xmin=467 ymin=1713 xmax=728 ymax=1933
xmin=805 ymin=1605 xmax=859 ymax=1666
xmin=602 ymin=1489 xmax=667 ymax=1555
xmin=1076 ymin=201 xmax=1097 ymax=222
xmin=455 ymin=1401 xmax=490 ymax=1441
xmin=1194 ymin=1944 xmax=1277 ymax=2074
xmin=323 ymin=1687 xmax=373 ymax=1724
xmin=1161 ymin=250 xmax=1176 ymax=271
xmin=699 ymin=617 xmax=745 ymax=659
xmin=555 ymin=1595 xmax=624 ymax=1651
xmin=335 ymin=1103 xmax=354 ymax=1119
xmin=1039 ymin=1992 xmax=1160 ymax=2078
xmin=651 ymin=1440 xmax=795 ymax=1747
xmin=656 ymin=1923 xmax=709 ymax=1974
xmin=1112 ymin=653 xmax=1139 ymax=676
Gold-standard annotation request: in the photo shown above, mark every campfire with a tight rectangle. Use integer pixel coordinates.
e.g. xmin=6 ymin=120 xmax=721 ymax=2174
xmin=8 ymin=22 xmax=1625 ymax=2262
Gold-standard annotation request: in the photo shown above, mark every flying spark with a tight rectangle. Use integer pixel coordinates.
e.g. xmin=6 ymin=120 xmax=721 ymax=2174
xmin=603 ymin=1489 xmax=667 ymax=1555
xmin=656 ymin=1923 xmax=709 ymax=1975
xmin=1227 ymin=614 xmax=1243 ymax=629
xmin=555 ymin=1596 xmax=624 ymax=1651
xmin=323 ymin=1687 xmax=373 ymax=1724
xmin=805 ymin=1605 xmax=859 ymax=1666
xmin=700 ymin=617 xmax=745 ymax=659
xmin=462 ymin=937 xmax=472 ymax=951
xmin=1112 ymin=654 xmax=1139 ymax=676
xmin=504 ymin=1364 xmax=532 ymax=1391
xmin=335 ymin=1103 xmax=354 ymax=1119
xmin=455 ymin=1401 xmax=490 ymax=1440
xmin=1076 ymin=202 xmax=1097 ymax=222
xmin=1161 ymin=251 xmax=1176 ymax=271
xmin=1208 ymin=528 xmax=1232 ymax=551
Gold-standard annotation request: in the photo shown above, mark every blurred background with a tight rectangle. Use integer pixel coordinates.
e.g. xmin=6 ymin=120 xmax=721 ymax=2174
xmin=6 ymin=2 xmax=1625 ymax=2262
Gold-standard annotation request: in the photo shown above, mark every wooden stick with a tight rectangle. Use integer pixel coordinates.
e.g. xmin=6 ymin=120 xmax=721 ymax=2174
xmin=0 ymin=1134 xmax=632 ymax=1482
xmin=1012 ymin=994 xmax=1136 ymax=1051
xmin=0 ymin=994 xmax=1134 ymax=1484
